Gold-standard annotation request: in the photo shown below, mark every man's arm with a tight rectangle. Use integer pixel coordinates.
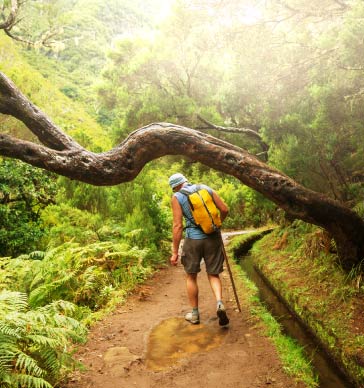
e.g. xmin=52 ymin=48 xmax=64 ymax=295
xmin=170 ymin=195 xmax=183 ymax=266
xmin=212 ymin=191 xmax=229 ymax=222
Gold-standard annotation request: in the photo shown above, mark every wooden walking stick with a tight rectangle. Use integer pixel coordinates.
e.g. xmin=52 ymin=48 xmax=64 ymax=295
xmin=220 ymin=233 xmax=242 ymax=312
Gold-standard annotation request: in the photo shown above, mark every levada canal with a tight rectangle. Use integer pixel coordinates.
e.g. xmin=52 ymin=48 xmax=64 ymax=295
xmin=234 ymin=235 xmax=355 ymax=388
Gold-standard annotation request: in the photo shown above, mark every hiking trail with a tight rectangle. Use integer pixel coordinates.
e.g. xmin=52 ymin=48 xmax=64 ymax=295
xmin=65 ymin=248 xmax=305 ymax=388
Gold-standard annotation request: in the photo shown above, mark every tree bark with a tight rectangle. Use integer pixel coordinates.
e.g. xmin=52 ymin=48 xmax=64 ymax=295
xmin=0 ymin=71 xmax=363 ymax=269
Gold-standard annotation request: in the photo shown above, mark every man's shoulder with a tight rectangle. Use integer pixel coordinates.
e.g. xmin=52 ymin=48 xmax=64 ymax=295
xmin=199 ymin=183 xmax=213 ymax=191
xmin=186 ymin=183 xmax=213 ymax=191
xmin=177 ymin=183 xmax=214 ymax=196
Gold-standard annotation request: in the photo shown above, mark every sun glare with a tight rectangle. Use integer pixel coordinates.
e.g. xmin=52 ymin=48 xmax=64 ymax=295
xmin=153 ymin=2 xmax=172 ymax=22
xmin=239 ymin=5 xmax=262 ymax=25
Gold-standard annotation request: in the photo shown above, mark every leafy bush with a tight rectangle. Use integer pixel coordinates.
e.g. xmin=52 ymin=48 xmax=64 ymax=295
xmin=0 ymin=158 xmax=57 ymax=257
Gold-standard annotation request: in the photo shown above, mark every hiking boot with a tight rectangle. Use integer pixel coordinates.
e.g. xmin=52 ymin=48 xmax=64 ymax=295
xmin=185 ymin=311 xmax=200 ymax=324
xmin=217 ymin=303 xmax=229 ymax=326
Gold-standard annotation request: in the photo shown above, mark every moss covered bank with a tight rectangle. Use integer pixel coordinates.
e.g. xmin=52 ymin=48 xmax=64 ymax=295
xmin=228 ymin=223 xmax=364 ymax=387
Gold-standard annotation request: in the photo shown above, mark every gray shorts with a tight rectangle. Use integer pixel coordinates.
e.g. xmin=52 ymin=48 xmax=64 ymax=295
xmin=181 ymin=235 xmax=224 ymax=275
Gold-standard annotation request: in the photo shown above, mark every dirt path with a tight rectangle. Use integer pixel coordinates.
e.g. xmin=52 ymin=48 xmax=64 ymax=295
xmin=65 ymin=262 xmax=305 ymax=388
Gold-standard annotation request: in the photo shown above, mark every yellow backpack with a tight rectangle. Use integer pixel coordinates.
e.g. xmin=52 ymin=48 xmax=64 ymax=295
xmin=180 ymin=186 xmax=222 ymax=234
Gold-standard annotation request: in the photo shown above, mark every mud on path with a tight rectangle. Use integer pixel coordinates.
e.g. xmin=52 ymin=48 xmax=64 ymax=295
xmin=65 ymin=263 xmax=305 ymax=388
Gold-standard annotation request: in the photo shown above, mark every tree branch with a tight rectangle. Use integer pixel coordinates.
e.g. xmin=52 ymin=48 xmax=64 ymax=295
xmin=196 ymin=114 xmax=269 ymax=160
xmin=0 ymin=0 xmax=20 ymax=30
xmin=0 ymin=71 xmax=363 ymax=268
xmin=0 ymin=72 xmax=83 ymax=151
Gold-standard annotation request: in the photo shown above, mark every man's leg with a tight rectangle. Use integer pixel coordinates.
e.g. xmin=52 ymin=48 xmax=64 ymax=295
xmin=207 ymin=273 xmax=229 ymax=326
xmin=185 ymin=273 xmax=200 ymax=324
xmin=207 ymin=273 xmax=222 ymax=302
xmin=186 ymin=273 xmax=199 ymax=308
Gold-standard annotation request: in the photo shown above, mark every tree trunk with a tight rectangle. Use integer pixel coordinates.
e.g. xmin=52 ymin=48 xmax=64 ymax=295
xmin=0 ymin=71 xmax=363 ymax=269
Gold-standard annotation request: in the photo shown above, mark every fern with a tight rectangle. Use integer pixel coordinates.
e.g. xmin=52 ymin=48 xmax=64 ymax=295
xmin=28 ymin=270 xmax=78 ymax=307
xmin=15 ymin=352 xmax=45 ymax=377
xmin=28 ymin=251 xmax=46 ymax=261
xmin=0 ymin=291 xmax=28 ymax=313
xmin=0 ymin=290 xmax=87 ymax=388
xmin=3 ymin=239 xmax=156 ymax=313
xmin=10 ymin=373 xmax=53 ymax=388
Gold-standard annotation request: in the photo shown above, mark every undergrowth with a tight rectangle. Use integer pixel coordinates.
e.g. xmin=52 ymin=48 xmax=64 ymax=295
xmin=0 ymin=238 xmax=168 ymax=387
xmin=0 ymin=291 xmax=87 ymax=388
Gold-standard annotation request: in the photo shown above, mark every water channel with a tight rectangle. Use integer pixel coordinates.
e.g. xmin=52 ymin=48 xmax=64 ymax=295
xmin=239 ymin=252 xmax=355 ymax=388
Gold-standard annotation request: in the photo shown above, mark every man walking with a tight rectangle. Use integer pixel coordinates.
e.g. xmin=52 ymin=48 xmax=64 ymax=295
xmin=169 ymin=172 xmax=230 ymax=326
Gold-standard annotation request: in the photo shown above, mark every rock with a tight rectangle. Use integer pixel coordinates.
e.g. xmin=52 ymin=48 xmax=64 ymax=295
xmin=103 ymin=347 xmax=140 ymax=377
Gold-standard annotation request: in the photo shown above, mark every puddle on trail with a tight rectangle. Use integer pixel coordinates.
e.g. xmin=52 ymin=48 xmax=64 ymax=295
xmin=146 ymin=317 xmax=227 ymax=371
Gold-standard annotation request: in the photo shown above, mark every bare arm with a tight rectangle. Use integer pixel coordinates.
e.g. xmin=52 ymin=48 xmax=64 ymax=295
xmin=170 ymin=196 xmax=184 ymax=266
xmin=212 ymin=191 xmax=229 ymax=223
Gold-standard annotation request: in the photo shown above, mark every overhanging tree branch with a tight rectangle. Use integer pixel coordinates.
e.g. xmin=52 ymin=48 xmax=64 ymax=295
xmin=0 ymin=71 xmax=363 ymax=269
xmin=195 ymin=114 xmax=269 ymax=161
xmin=0 ymin=73 xmax=82 ymax=151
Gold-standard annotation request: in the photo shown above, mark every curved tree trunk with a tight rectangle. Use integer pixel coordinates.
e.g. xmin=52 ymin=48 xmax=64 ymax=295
xmin=0 ymin=71 xmax=363 ymax=269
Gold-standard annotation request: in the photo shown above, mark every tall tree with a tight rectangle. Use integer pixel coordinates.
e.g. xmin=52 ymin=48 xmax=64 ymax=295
xmin=0 ymin=71 xmax=363 ymax=269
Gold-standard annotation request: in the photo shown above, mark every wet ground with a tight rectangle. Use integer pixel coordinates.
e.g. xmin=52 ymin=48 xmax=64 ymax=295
xmin=146 ymin=317 xmax=228 ymax=371
xmin=65 ymin=258 xmax=306 ymax=388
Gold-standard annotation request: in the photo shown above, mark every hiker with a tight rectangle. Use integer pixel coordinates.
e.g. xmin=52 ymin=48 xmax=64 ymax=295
xmin=168 ymin=172 xmax=230 ymax=326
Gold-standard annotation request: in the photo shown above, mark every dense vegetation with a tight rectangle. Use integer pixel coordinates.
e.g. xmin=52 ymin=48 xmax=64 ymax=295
xmin=1 ymin=0 xmax=364 ymax=386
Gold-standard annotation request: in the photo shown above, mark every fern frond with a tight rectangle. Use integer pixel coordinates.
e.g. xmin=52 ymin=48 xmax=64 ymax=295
xmin=39 ymin=299 xmax=77 ymax=316
xmin=0 ymin=323 xmax=22 ymax=338
xmin=25 ymin=335 xmax=59 ymax=348
xmin=28 ymin=271 xmax=77 ymax=307
xmin=38 ymin=348 xmax=59 ymax=375
xmin=29 ymin=271 xmax=49 ymax=292
xmin=28 ymin=251 xmax=46 ymax=260
xmin=0 ymin=290 xmax=87 ymax=387
xmin=12 ymin=373 xmax=53 ymax=388
xmin=0 ymin=343 xmax=17 ymax=373
xmin=0 ymin=291 xmax=28 ymax=313
xmin=15 ymin=351 xmax=45 ymax=377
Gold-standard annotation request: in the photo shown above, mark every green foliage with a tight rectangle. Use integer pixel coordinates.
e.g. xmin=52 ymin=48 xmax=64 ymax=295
xmin=98 ymin=6 xmax=231 ymax=139
xmin=0 ymin=158 xmax=57 ymax=257
xmin=0 ymin=290 xmax=87 ymax=387
xmin=0 ymin=241 xmax=155 ymax=311
xmin=0 ymin=34 xmax=111 ymax=152
xmin=40 ymin=203 xmax=103 ymax=248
